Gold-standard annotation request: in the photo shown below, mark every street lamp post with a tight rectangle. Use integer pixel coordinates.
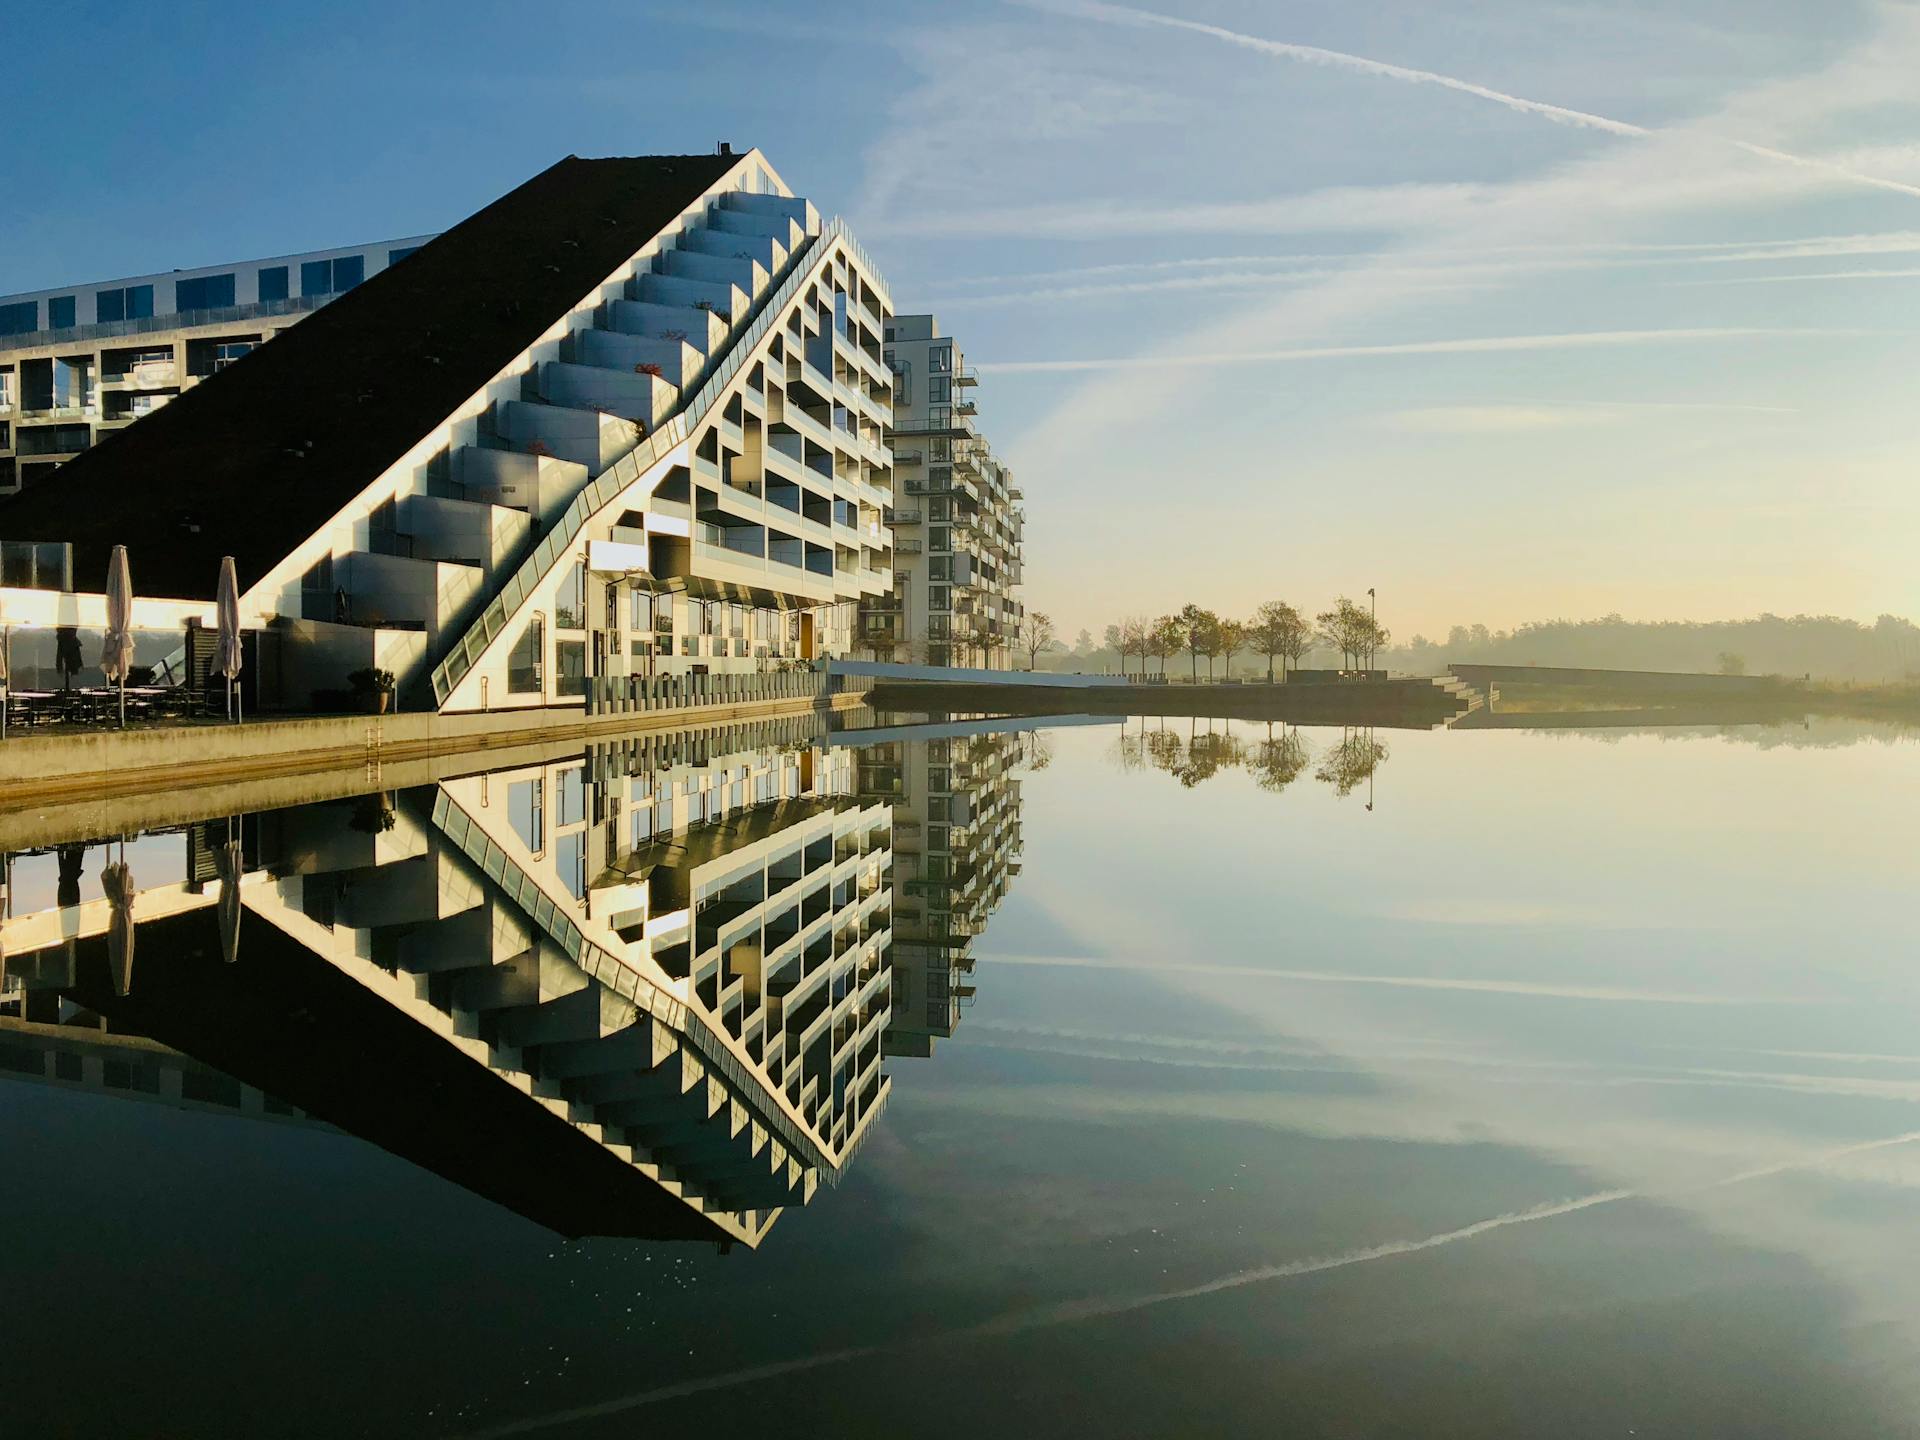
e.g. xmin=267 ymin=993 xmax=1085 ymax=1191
xmin=1366 ymin=587 xmax=1376 ymax=672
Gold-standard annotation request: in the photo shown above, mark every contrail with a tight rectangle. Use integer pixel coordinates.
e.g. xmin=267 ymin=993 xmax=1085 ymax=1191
xmin=979 ymin=327 xmax=1863 ymax=375
xmin=1040 ymin=0 xmax=1920 ymax=202
xmin=460 ymin=1190 xmax=1629 ymax=1438
xmin=458 ymin=1127 xmax=1920 ymax=1437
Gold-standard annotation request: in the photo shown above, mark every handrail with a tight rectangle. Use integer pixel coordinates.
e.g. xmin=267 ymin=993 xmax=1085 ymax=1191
xmin=430 ymin=217 xmax=877 ymax=706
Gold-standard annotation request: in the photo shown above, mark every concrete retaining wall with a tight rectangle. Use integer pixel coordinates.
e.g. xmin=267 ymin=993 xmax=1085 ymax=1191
xmin=0 ymin=690 xmax=860 ymax=809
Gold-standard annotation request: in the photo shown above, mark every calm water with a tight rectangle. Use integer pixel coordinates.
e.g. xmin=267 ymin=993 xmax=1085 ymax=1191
xmin=4 ymin=712 xmax=1919 ymax=1438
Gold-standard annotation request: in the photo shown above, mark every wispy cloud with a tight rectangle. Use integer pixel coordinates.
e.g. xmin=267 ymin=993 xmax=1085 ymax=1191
xmin=862 ymin=180 xmax=1505 ymax=239
xmin=980 ymin=327 xmax=1858 ymax=375
xmin=1034 ymin=0 xmax=1920 ymax=201
xmin=1671 ymin=267 xmax=1920 ymax=286
xmin=984 ymin=951 xmax=1791 ymax=1004
xmin=458 ymin=1127 xmax=1920 ymax=1436
xmin=1390 ymin=400 xmax=1799 ymax=433
xmin=929 ymin=231 xmax=1920 ymax=291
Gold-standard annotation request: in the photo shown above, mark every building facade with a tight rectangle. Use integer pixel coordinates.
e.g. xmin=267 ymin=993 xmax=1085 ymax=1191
xmin=0 ymin=150 xmax=897 ymax=712
xmin=861 ymin=315 xmax=1023 ymax=669
xmin=0 ymin=235 xmax=436 ymax=495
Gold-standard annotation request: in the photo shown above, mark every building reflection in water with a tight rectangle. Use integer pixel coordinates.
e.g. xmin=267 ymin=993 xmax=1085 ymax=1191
xmin=853 ymin=716 xmax=1053 ymax=1058
xmin=0 ymin=712 xmax=1053 ymax=1249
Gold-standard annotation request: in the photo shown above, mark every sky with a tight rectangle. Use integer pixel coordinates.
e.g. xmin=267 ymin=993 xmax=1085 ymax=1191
xmin=6 ymin=0 xmax=1919 ymax=642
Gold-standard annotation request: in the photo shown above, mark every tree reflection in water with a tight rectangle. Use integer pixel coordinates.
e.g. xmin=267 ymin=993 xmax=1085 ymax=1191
xmin=1314 ymin=726 xmax=1389 ymax=800
xmin=1113 ymin=717 xmax=1334 ymax=796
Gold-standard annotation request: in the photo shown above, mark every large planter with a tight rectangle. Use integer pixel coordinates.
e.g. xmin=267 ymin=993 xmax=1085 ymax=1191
xmin=356 ymin=690 xmax=392 ymax=715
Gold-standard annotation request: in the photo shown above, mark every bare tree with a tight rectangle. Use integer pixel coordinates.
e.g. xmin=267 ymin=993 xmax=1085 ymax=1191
xmin=1277 ymin=608 xmax=1315 ymax=678
xmin=1020 ymin=611 xmax=1058 ymax=670
xmin=1117 ymin=614 xmax=1151 ymax=678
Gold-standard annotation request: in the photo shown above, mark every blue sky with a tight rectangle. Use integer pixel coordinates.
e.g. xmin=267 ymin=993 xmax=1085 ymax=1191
xmin=7 ymin=0 xmax=1919 ymax=641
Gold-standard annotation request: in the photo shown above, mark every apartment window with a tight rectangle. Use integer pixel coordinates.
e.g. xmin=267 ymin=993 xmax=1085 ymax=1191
xmin=95 ymin=285 xmax=154 ymax=323
xmin=301 ymin=255 xmax=364 ymax=298
xmin=257 ymin=266 xmax=290 ymax=303
xmin=507 ymin=617 xmax=544 ymax=693
xmin=388 ymin=245 xmax=421 ymax=266
xmin=509 ymin=778 xmax=545 ymax=853
xmin=175 ymin=274 xmax=236 ymax=312
xmin=929 ymin=344 xmax=952 ymax=373
xmin=557 ymin=831 xmax=587 ymax=900
xmin=630 ymin=589 xmax=654 ymax=634
xmin=556 ymin=767 xmax=587 ymax=826
xmin=929 ymin=528 xmax=950 ymax=553
xmin=0 ymin=302 xmax=36 ymax=336
xmin=927 ymin=376 xmax=950 ymax=405
xmin=929 ymin=557 xmax=951 ymax=581
xmin=928 ymin=586 xmax=950 ymax=611
xmin=47 ymin=296 xmax=76 ymax=330
xmin=554 ymin=562 xmax=585 ymax=630
xmin=214 ymin=341 xmax=255 ymax=370
xmin=929 ymin=438 xmax=949 ymax=461
xmin=556 ymin=640 xmax=586 ymax=696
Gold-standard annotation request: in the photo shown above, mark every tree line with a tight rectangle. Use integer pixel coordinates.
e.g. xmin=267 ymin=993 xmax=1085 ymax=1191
xmin=1101 ymin=597 xmax=1391 ymax=682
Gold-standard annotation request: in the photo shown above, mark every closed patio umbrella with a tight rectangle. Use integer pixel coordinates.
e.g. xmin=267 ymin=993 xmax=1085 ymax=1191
xmin=213 ymin=830 xmax=244 ymax=965
xmin=55 ymin=625 xmax=82 ymax=693
xmin=56 ymin=844 xmax=85 ymax=909
xmin=102 ymin=545 xmax=134 ymax=729
xmin=101 ymin=852 xmax=136 ymax=997
xmin=215 ymin=555 xmax=244 ymax=722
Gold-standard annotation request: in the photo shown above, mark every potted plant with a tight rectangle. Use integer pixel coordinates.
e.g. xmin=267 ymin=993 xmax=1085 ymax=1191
xmin=349 ymin=793 xmax=397 ymax=834
xmin=347 ymin=668 xmax=395 ymax=714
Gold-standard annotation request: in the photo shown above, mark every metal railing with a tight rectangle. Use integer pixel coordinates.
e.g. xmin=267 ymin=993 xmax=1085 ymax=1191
xmin=0 ymin=294 xmax=327 ymax=350
xmin=431 ymin=217 xmax=882 ymax=706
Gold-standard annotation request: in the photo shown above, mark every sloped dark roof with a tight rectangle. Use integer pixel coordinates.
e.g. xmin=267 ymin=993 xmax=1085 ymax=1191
xmin=0 ymin=153 xmax=738 ymax=600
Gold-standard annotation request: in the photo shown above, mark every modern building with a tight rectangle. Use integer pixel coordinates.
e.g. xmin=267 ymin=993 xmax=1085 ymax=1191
xmin=856 ymin=719 xmax=1029 ymax=1057
xmin=0 ymin=235 xmax=436 ymax=495
xmin=0 ymin=148 xmax=896 ymax=711
xmin=0 ymin=712 xmax=894 ymax=1246
xmin=861 ymin=315 xmax=1023 ymax=669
